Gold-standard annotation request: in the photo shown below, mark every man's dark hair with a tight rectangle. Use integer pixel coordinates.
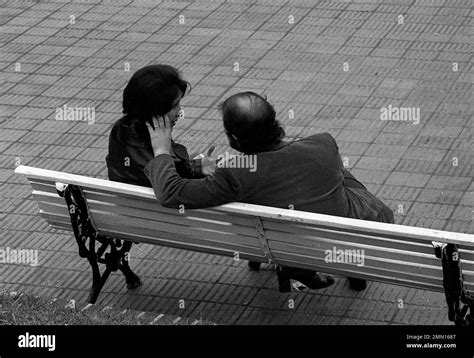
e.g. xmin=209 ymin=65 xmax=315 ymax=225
xmin=220 ymin=92 xmax=285 ymax=154
xmin=122 ymin=64 xmax=190 ymax=129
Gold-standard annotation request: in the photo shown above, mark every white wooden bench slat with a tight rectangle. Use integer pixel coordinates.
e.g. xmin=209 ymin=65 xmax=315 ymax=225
xmin=266 ymin=223 xmax=446 ymax=255
xmin=38 ymin=204 xmax=264 ymax=253
xmin=274 ymin=246 xmax=474 ymax=287
xmin=275 ymin=257 xmax=450 ymax=292
xmin=262 ymin=217 xmax=474 ymax=248
xmin=40 ymin=211 xmax=266 ymax=260
xmin=15 ymin=165 xmax=474 ymax=247
xmin=268 ymin=238 xmax=456 ymax=271
xmin=267 ymin=229 xmax=474 ymax=266
xmin=268 ymin=228 xmax=474 ymax=264
xmin=280 ymin=254 xmax=474 ymax=293
xmin=18 ymin=166 xmax=157 ymax=199
xmin=48 ymin=221 xmax=266 ymax=263
xmin=271 ymin=245 xmax=444 ymax=280
xmin=29 ymin=180 xmax=259 ymax=229
xmin=33 ymin=191 xmax=260 ymax=239
xmin=277 ymin=252 xmax=474 ymax=292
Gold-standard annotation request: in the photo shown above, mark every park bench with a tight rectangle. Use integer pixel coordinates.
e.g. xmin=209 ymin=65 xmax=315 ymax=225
xmin=15 ymin=165 xmax=474 ymax=325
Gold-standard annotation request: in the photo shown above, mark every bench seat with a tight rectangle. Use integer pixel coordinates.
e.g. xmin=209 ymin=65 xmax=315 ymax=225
xmin=15 ymin=165 xmax=474 ymax=322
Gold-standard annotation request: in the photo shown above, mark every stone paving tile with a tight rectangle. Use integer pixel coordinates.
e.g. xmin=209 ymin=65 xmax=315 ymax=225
xmin=2 ymin=0 xmax=473 ymax=326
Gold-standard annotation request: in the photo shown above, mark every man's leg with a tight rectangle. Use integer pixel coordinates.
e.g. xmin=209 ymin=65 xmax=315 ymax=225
xmin=277 ymin=266 xmax=335 ymax=293
xmin=248 ymin=261 xmax=261 ymax=271
xmin=348 ymin=277 xmax=367 ymax=291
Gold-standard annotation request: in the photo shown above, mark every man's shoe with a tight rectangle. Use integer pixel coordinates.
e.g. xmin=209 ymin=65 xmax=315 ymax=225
xmin=348 ymin=277 xmax=367 ymax=291
xmin=248 ymin=261 xmax=261 ymax=271
xmin=277 ymin=267 xmax=334 ymax=293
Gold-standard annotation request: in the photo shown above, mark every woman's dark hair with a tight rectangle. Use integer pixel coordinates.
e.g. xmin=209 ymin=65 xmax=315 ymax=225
xmin=122 ymin=64 xmax=190 ymax=130
xmin=220 ymin=92 xmax=285 ymax=154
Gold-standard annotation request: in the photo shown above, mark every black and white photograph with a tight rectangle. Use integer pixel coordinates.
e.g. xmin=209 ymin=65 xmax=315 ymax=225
xmin=0 ymin=0 xmax=473 ymax=354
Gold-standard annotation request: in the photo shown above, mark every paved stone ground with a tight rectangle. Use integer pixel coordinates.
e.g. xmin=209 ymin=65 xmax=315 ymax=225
xmin=1 ymin=0 xmax=472 ymax=325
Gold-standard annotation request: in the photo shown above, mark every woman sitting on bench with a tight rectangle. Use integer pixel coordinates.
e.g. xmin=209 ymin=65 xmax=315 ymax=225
xmin=105 ymin=64 xmax=215 ymax=289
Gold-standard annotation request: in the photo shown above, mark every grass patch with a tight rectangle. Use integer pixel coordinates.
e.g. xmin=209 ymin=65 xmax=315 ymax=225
xmin=0 ymin=292 xmax=214 ymax=325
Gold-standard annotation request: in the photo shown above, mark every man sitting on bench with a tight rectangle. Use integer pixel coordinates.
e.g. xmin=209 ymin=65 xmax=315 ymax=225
xmin=143 ymin=92 xmax=394 ymax=292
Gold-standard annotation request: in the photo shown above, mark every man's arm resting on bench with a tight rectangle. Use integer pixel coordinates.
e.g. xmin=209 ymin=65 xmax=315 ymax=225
xmin=144 ymin=154 xmax=241 ymax=209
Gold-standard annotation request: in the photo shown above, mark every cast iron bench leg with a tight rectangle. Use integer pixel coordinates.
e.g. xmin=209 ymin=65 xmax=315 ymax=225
xmin=87 ymin=264 xmax=112 ymax=304
xmin=84 ymin=239 xmax=142 ymax=304
xmin=84 ymin=231 xmax=111 ymax=304
xmin=433 ymin=242 xmax=474 ymax=326
xmin=118 ymin=240 xmax=142 ymax=290
xmin=86 ymin=239 xmax=142 ymax=304
xmin=60 ymin=184 xmax=142 ymax=303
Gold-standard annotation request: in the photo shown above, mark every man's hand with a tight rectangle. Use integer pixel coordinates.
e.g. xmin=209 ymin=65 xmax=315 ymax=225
xmin=147 ymin=115 xmax=172 ymax=157
xmin=201 ymin=145 xmax=217 ymax=176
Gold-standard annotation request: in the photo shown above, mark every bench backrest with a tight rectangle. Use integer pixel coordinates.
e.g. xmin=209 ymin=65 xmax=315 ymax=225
xmin=15 ymin=165 xmax=474 ymax=293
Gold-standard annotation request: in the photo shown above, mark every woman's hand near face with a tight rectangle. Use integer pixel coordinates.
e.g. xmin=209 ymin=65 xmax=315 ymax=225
xmin=147 ymin=115 xmax=172 ymax=157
